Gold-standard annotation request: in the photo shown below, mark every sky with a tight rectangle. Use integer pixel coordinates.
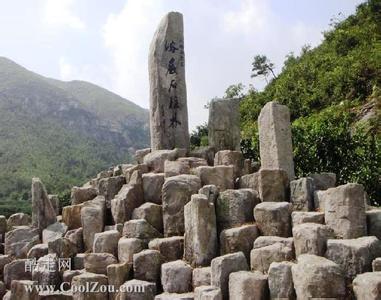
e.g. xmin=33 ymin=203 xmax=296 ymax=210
xmin=0 ymin=0 xmax=365 ymax=130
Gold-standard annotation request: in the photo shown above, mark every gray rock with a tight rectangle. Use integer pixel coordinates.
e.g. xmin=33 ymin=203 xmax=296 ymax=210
xmin=291 ymin=211 xmax=324 ymax=227
xmin=184 ymin=194 xmax=217 ymax=267
xmin=229 ymin=271 xmax=269 ymax=300
xmin=62 ymin=269 xmax=84 ymax=288
xmin=48 ymin=237 xmax=77 ymax=258
xmin=258 ymin=169 xmax=289 ymax=202
xmin=211 ymin=252 xmax=248 ymax=299
xmin=208 ymin=98 xmax=240 ymax=152
xmin=178 ymin=157 xmax=208 ymax=169
xmin=72 ymin=272 xmax=108 ymax=299
xmin=193 ymin=166 xmax=234 ymax=192
xmin=189 ymin=146 xmax=215 ymax=166
xmin=291 ymin=254 xmax=346 ymax=299
xmin=143 ymin=149 xmax=182 ymax=173
xmin=214 ymin=150 xmax=243 ymax=178
xmin=161 ymin=260 xmax=192 ymax=293
xmin=0 ymin=281 xmax=5 ymax=299
xmin=73 ymin=253 xmax=86 ymax=270
xmin=142 ymin=173 xmax=165 ymax=204
xmin=42 ymin=222 xmax=68 ymax=244
xmin=164 ymin=160 xmax=190 ymax=178
xmin=132 ymin=203 xmax=163 ymax=233
xmin=250 ymin=242 xmax=293 ymax=273
xmin=192 ymin=267 xmax=211 ymax=288
xmin=238 ymin=172 xmax=259 ymax=191
xmin=71 ymin=186 xmax=97 ymax=205
xmin=133 ymin=249 xmax=163 ymax=283
xmin=216 ymin=189 xmax=259 ymax=232
xmin=124 ymin=164 xmax=149 ymax=182
xmin=353 ymin=271 xmax=381 ymax=300
xmin=31 ymin=178 xmax=57 ymax=232
xmin=122 ymin=219 xmax=162 ymax=241
xmin=325 ymin=236 xmax=381 ymax=280
xmin=194 ymin=285 xmax=221 ymax=300
xmin=107 ymin=262 xmax=130 ymax=300
xmin=198 ymin=185 xmax=219 ymax=205
xmin=253 ymin=236 xmax=294 ymax=250
xmin=84 ymin=253 xmax=117 ymax=275
xmin=220 ymin=224 xmax=259 ymax=262
xmin=7 ymin=213 xmax=31 ymax=229
xmin=310 ymin=172 xmax=336 ymax=190
xmin=9 ymin=280 xmax=38 ymax=300
xmin=258 ymin=101 xmax=294 ymax=180
xmin=62 ymin=204 xmax=83 ymax=230
xmin=118 ymin=237 xmax=146 ymax=264
xmin=48 ymin=195 xmax=60 ymax=216
xmin=65 ymin=227 xmax=84 ymax=253
xmin=149 ymin=12 xmax=189 ymax=150
xmin=98 ymin=175 xmax=126 ymax=209
xmin=367 ymin=209 xmax=381 ymax=240
xmin=135 ymin=148 xmax=151 ymax=164
xmin=162 ymin=175 xmax=201 ymax=237
xmin=313 ymin=189 xmax=327 ymax=212
xmin=32 ymin=253 xmax=60 ymax=286
xmin=148 ymin=236 xmax=184 ymax=262
xmin=93 ymin=230 xmax=120 ymax=256
xmin=155 ymin=292 xmax=195 ymax=300
xmin=118 ymin=279 xmax=157 ymax=299
xmin=0 ymin=255 xmax=11 ymax=280
xmin=373 ymin=257 xmax=381 ymax=271
xmin=324 ymin=183 xmax=367 ymax=238
xmin=4 ymin=259 xmax=31 ymax=288
xmin=27 ymin=244 xmax=48 ymax=260
xmin=81 ymin=196 xmax=105 ymax=250
xmin=5 ymin=226 xmax=40 ymax=258
xmin=293 ymin=223 xmax=333 ymax=257
xmin=290 ymin=177 xmax=314 ymax=211
xmin=268 ymin=261 xmax=295 ymax=300
xmin=254 ymin=202 xmax=292 ymax=237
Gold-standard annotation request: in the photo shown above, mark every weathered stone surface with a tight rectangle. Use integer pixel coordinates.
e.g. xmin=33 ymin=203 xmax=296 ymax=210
xmin=31 ymin=178 xmax=57 ymax=232
xmin=367 ymin=209 xmax=381 ymax=240
xmin=148 ymin=236 xmax=184 ymax=262
xmin=268 ymin=261 xmax=295 ymax=300
xmin=253 ymin=236 xmax=294 ymax=250
xmin=81 ymin=196 xmax=105 ymax=250
xmin=220 ymin=225 xmax=259 ymax=262
xmin=124 ymin=164 xmax=149 ymax=182
xmin=144 ymin=149 xmax=183 ymax=173
xmin=193 ymin=166 xmax=234 ymax=192
xmin=111 ymin=182 xmax=144 ymax=224
xmin=107 ymin=262 xmax=130 ymax=300
xmin=313 ymin=189 xmax=327 ymax=211
xmin=48 ymin=195 xmax=60 ymax=216
xmin=149 ymin=12 xmax=189 ymax=151
xmin=48 ymin=237 xmax=77 ymax=258
xmin=324 ymin=183 xmax=367 ymax=238
xmin=192 ymin=267 xmax=211 ymax=288
xmin=162 ymin=175 xmax=201 ymax=237
xmin=208 ymin=98 xmax=240 ymax=152
xmin=65 ymin=228 xmax=84 ymax=253
xmin=258 ymin=169 xmax=289 ymax=202
xmin=132 ymin=203 xmax=163 ymax=232
xmin=10 ymin=280 xmax=38 ymax=300
xmin=373 ymin=257 xmax=381 ymax=271
xmin=293 ymin=223 xmax=333 ymax=257
xmin=353 ymin=272 xmax=381 ymax=300
xmin=161 ymin=260 xmax=192 ymax=293
xmin=250 ymin=242 xmax=294 ymax=273
xmin=238 ymin=172 xmax=259 ymax=191
xmin=189 ymin=146 xmax=215 ymax=166
xmin=72 ymin=272 xmax=108 ymax=300
xmin=310 ymin=172 xmax=336 ymax=190
xmin=229 ymin=271 xmax=269 ymax=300
xmin=122 ymin=219 xmax=162 ymax=241
xmin=42 ymin=222 xmax=68 ymax=244
xmin=216 ymin=189 xmax=258 ymax=232
xmin=254 ymin=202 xmax=292 ymax=237
xmin=135 ymin=148 xmax=151 ymax=164
xmin=214 ymin=150 xmax=243 ymax=178
xmin=290 ymin=177 xmax=314 ymax=211
xmin=7 ymin=213 xmax=31 ymax=229
xmin=5 ymin=226 xmax=40 ymax=258
xmin=211 ymin=252 xmax=248 ymax=299
xmin=62 ymin=204 xmax=83 ymax=230
xmin=62 ymin=269 xmax=84 ymax=287
xmin=133 ymin=249 xmax=163 ymax=283
xmin=194 ymin=286 xmax=222 ymax=300
xmin=4 ymin=259 xmax=31 ymax=288
xmin=258 ymin=101 xmax=294 ymax=180
xmin=142 ymin=173 xmax=165 ymax=204
xmin=118 ymin=237 xmax=146 ymax=264
xmin=291 ymin=211 xmax=324 ymax=227
xmin=71 ymin=186 xmax=97 ymax=205
xmin=325 ymin=236 xmax=381 ymax=279
xmin=27 ymin=244 xmax=48 ymax=260
xmin=291 ymin=254 xmax=346 ymax=299
xmin=155 ymin=292 xmax=195 ymax=300
xmin=84 ymin=253 xmax=117 ymax=275
xmin=32 ymin=254 xmax=60 ymax=286
xmin=184 ymin=194 xmax=217 ymax=267
xmin=198 ymin=185 xmax=219 ymax=205
xmin=0 ymin=281 xmax=6 ymax=299
xmin=0 ymin=255 xmax=12 ymax=279
xmin=93 ymin=230 xmax=120 ymax=256
xmin=98 ymin=175 xmax=125 ymax=209
xmin=164 ymin=160 xmax=190 ymax=178
xmin=118 ymin=279 xmax=156 ymax=300
xmin=73 ymin=253 xmax=86 ymax=270
xmin=178 ymin=157 xmax=208 ymax=169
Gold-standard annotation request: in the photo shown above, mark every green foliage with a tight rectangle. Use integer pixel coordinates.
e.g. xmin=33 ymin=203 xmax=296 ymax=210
xmin=224 ymin=83 xmax=246 ymax=99
xmin=190 ymin=123 xmax=208 ymax=150
xmin=251 ymin=55 xmax=276 ymax=82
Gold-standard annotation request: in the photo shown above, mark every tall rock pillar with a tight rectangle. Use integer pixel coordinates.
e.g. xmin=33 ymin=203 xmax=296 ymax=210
xmin=149 ymin=12 xmax=189 ymax=150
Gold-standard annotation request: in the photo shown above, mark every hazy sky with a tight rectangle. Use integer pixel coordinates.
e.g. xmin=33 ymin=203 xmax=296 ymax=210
xmin=0 ymin=0 xmax=364 ymax=129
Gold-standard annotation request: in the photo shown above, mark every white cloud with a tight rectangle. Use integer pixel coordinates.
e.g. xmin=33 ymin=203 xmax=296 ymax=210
xmin=43 ymin=0 xmax=85 ymax=30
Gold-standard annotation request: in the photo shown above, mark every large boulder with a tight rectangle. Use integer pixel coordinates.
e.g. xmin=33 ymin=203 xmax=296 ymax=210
xmin=71 ymin=186 xmax=97 ymax=205
xmin=164 ymin=160 xmax=190 ymax=178
xmin=198 ymin=185 xmax=219 ymax=205
xmin=32 ymin=253 xmax=60 ymax=287
xmin=192 ymin=267 xmax=211 ymax=288
xmin=5 ymin=226 xmax=40 ymax=258
xmin=72 ymin=272 xmax=108 ymax=299
xmin=366 ymin=209 xmax=381 ymax=240
xmin=122 ymin=219 xmax=162 ymax=241
xmin=84 ymin=253 xmax=117 ymax=275
xmin=132 ymin=202 xmax=163 ymax=233
xmin=238 ymin=172 xmax=259 ymax=191
xmin=142 ymin=173 xmax=165 ymax=204
xmin=291 ymin=211 xmax=324 ymax=227
xmin=229 ymin=271 xmax=269 ymax=300
xmin=42 ymin=222 xmax=68 ymax=244
xmin=118 ymin=279 xmax=156 ymax=300
xmin=268 ymin=261 xmax=295 ymax=300
xmin=161 ymin=260 xmax=193 ymax=293
xmin=4 ymin=259 xmax=31 ymax=288
xmin=118 ymin=237 xmax=146 ymax=264
xmin=193 ymin=166 xmax=234 ymax=192
xmin=62 ymin=204 xmax=83 ymax=230
xmin=98 ymin=175 xmax=125 ymax=209
xmin=290 ymin=177 xmax=314 ymax=211
xmin=258 ymin=169 xmax=289 ymax=202
xmin=81 ymin=196 xmax=105 ymax=250
xmin=353 ymin=272 xmax=381 ymax=300
xmin=9 ymin=280 xmax=38 ymax=300
xmin=134 ymin=148 xmax=151 ymax=164
xmin=148 ymin=236 xmax=184 ymax=262
xmin=7 ymin=213 xmax=31 ymax=229
xmin=253 ymin=236 xmax=294 ymax=250
xmin=143 ymin=149 xmax=183 ymax=173
xmin=107 ymin=262 xmax=130 ymax=300
xmin=93 ymin=230 xmax=120 ymax=256
xmin=162 ymin=175 xmax=201 ymax=237
xmin=254 ymin=202 xmax=292 ymax=237
xmin=309 ymin=172 xmax=336 ymax=190
xmin=133 ymin=249 xmax=163 ymax=283
xmin=48 ymin=237 xmax=77 ymax=258
xmin=214 ymin=150 xmax=243 ymax=178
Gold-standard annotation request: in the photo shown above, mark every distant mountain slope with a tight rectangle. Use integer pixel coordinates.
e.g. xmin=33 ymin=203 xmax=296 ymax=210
xmin=0 ymin=57 xmax=149 ymax=216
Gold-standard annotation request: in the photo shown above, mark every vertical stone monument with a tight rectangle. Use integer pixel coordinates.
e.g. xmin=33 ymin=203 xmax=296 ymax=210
xmin=148 ymin=12 xmax=190 ymax=150
xmin=258 ymin=101 xmax=295 ymax=180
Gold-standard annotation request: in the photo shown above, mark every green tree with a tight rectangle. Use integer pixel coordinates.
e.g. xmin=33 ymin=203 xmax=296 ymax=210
xmin=251 ymin=55 xmax=276 ymax=82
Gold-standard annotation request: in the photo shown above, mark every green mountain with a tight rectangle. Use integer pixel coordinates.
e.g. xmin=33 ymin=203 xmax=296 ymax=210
xmin=238 ymin=0 xmax=380 ymax=202
xmin=0 ymin=57 xmax=149 ymax=216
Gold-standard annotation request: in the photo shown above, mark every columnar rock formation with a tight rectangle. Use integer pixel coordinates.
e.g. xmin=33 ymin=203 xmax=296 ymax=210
xmin=148 ymin=12 xmax=190 ymax=150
